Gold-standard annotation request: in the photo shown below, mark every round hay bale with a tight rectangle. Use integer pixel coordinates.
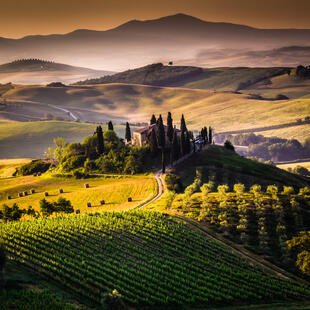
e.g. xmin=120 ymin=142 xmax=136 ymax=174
xmin=59 ymin=188 xmax=63 ymax=194
xmin=75 ymin=209 xmax=80 ymax=214
xmin=127 ymin=197 xmax=132 ymax=202
xmin=7 ymin=195 xmax=11 ymax=200
xmin=23 ymin=191 xmax=28 ymax=196
xmin=30 ymin=189 xmax=35 ymax=194
xmin=100 ymin=200 xmax=105 ymax=205
xmin=18 ymin=192 xmax=23 ymax=197
xmin=37 ymin=172 xmax=41 ymax=176
xmin=84 ymin=183 xmax=89 ymax=188
xmin=44 ymin=192 xmax=48 ymax=197
xmin=86 ymin=202 xmax=91 ymax=208
xmin=33 ymin=173 xmax=37 ymax=177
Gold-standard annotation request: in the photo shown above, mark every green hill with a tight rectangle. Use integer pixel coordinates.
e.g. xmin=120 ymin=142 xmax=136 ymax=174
xmin=172 ymin=145 xmax=310 ymax=189
xmin=76 ymin=63 xmax=288 ymax=91
xmin=0 ymin=121 xmax=131 ymax=158
xmin=0 ymin=59 xmax=115 ymax=85
xmin=1 ymin=211 xmax=308 ymax=308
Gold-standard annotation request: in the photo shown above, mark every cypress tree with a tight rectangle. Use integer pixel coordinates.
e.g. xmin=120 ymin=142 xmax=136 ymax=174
xmin=149 ymin=128 xmax=158 ymax=156
xmin=162 ymin=150 xmax=165 ymax=174
xmin=157 ymin=114 xmax=165 ymax=148
xmin=150 ymin=114 xmax=157 ymax=125
xmin=108 ymin=121 xmax=114 ymax=131
xmin=209 ymin=126 xmax=213 ymax=144
xmin=204 ymin=127 xmax=208 ymax=144
xmin=180 ymin=130 xmax=186 ymax=156
xmin=180 ymin=114 xmax=187 ymax=133
xmin=167 ymin=112 xmax=173 ymax=143
xmin=125 ymin=122 xmax=131 ymax=142
xmin=96 ymin=126 xmax=104 ymax=155
xmin=185 ymin=130 xmax=191 ymax=154
xmin=170 ymin=129 xmax=179 ymax=165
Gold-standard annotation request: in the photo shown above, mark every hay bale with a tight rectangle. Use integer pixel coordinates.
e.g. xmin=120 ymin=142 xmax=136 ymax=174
xmin=100 ymin=200 xmax=105 ymax=205
xmin=44 ymin=192 xmax=48 ymax=197
xmin=86 ymin=202 xmax=91 ymax=208
xmin=128 ymin=197 xmax=132 ymax=202
xmin=59 ymin=188 xmax=63 ymax=193
xmin=84 ymin=183 xmax=89 ymax=188
xmin=33 ymin=173 xmax=37 ymax=177
xmin=30 ymin=189 xmax=35 ymax=194
xmin=18 ymin=192 xmax=23 ymax=197
xmin=37 ymin=172 xmax=41 ymax=176
xmin=23 ymin=191 xmax=28 ymax=196
xmin=7 ymin=195 xmax=11 ymax=200
xmin=75 ymin=209 xmax=80 ymax=214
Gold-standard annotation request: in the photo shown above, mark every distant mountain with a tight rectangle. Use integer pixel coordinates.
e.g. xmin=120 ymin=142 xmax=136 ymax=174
xmin=0 ymin=14 xmax=310 ymax=71
xmin=0 ymin=59 xmax=115 ymax=84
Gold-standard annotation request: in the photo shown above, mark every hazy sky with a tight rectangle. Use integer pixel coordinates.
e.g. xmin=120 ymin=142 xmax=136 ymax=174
xmin=2 ymin=0 xmax=310 ymax=38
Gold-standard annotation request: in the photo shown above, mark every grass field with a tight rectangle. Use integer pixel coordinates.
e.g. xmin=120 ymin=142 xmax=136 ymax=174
xmin=0 ymin=174 xmax=156 ymax=213
xmin=1 ymin=211 xmax=308 ymax=308
xmin=0 ymin=121 xmax=131 ymax=158
xmin=277 ymin=161 xmax=310 ymax=171
xmin=0 ymin=158 xmax=31 ymax=178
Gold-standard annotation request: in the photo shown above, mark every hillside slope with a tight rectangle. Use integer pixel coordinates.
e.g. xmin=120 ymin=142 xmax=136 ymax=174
xmin=0 ymin=59 xmax=114 ymax=84
xmin=172 ymin=145 xmax=310 ymax=189
xmin=0 ymin=121 xmax=132 ymax=158
xmin=76 ymin=63 xmax=289 ymax=91
xmin=1 ymin=211 xmax=308 ymax=307
xmin=2 ymin=83 xmax=309 ymax=138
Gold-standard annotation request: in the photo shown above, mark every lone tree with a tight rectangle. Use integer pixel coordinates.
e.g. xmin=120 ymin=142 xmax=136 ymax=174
xmin=149 ymin=128 xmax=158 ymax=156
xmin=108 ymin=121 xmax=114 ymax=131
xmin=125 ymin=122 xmax=131 ymax=143
xmin=157 ymin=114 xmax=165 ymax=149
xmin=150 ymin=114 xmax=157 ymax=125
xmin=96 ymin=126 xmax=104 ymax=156
xmin=166 ymin=112 xmax=173 ymax=143
xmin=224 ymin=140 xmax=235 ymax=152
xmin=180 ymin=114 xmax=187 ymax=133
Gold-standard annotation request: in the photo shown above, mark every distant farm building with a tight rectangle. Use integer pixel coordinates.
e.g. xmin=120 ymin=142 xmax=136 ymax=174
xmin=132 ymin=124 xmax=181 ymax=147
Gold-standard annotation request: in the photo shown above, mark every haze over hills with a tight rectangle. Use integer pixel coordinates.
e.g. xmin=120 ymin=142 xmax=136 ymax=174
xmin=0 ymin=59 xmax=115 ymax=84
xmin=0 ymin=14 xmax=310 ymax=71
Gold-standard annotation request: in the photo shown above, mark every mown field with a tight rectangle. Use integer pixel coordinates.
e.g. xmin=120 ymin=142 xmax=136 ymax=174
xmin=1 ymin=211 xmax=308 ymax=308
xmin=277 ymin=161 xmax=310 ymax=171
xmin=0 ymin=174 xmax=156 ymax=213
xmin=0 ymin=158 xmax=31 ymax=178
xmin=0 ymin=121 xmax=131 ymax=158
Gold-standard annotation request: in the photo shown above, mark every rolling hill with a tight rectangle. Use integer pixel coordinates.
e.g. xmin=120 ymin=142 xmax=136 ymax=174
xmin=0 ymin=14 xmax=310 ymax=71
xmin=0 ymin=59 xmax=114 ymax=84
xmin=0 ymin=121 xmax=134 ymax=158
xmin=2 ymin=81 xmax=310 ymax=136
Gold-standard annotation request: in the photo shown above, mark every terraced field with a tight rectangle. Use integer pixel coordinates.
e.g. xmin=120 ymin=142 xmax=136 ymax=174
xmin=1 ymin=211 xmax=308 ymax=308
xmin=0 ymin=174 xmax=156 ymax=213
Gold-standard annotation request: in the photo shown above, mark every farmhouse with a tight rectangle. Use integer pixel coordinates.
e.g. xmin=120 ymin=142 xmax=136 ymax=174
xmin=132 ymin=124 xmax=181 ymax=146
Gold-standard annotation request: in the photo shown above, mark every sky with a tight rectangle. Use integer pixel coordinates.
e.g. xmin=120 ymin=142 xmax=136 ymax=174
xmin=1 ymin=0 xmax=310 ymax=38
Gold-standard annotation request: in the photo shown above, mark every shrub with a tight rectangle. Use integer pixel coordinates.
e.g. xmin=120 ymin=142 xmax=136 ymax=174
xmin=224 ymin=140 xmax=235 ymax=152
xmin=165 ymin=174 xmax=183 ymax=193
xmin=101 ymin=289 xmax=125 ymax=310
xmin=18 ymin=160 xmax=51 ymax=176
xmin=62 ymin=155 xmax=86 ymax=172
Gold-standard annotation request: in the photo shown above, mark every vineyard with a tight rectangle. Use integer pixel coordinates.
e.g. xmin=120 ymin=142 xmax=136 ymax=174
xmin=0 ymin=211 xmax=309 ymax=308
